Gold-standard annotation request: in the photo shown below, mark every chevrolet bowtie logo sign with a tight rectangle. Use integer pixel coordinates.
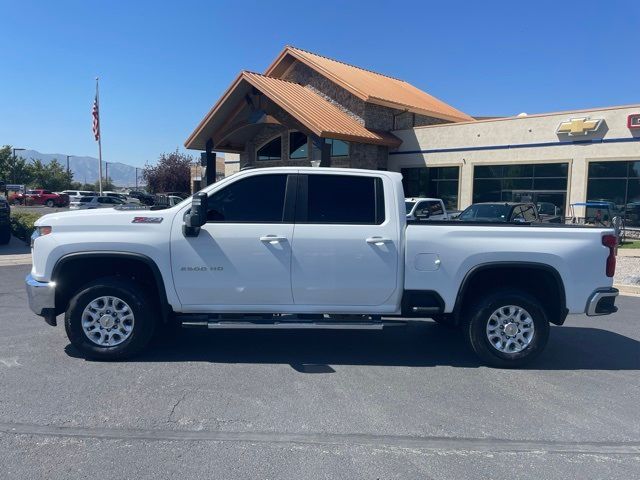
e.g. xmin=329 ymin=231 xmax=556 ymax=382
xmin=556 ymin=117 xmax=603 ymax=136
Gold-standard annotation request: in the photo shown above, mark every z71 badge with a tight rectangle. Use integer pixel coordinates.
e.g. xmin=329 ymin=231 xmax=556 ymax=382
xmin=132 ymin=217 xmax=163 ymax=224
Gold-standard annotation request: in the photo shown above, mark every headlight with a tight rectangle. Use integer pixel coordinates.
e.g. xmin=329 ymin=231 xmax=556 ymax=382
xmin=31 ymin=226 xmax=52 ymax=247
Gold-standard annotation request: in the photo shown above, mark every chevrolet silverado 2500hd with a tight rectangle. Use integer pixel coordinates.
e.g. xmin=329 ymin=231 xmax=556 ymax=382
xmin=26 ymin=168 xmax=619 ymax=367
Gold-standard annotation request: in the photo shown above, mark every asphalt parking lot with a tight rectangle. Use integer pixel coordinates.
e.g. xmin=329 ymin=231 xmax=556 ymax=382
xmin=1 ymin=263 xmax=639 ymax=479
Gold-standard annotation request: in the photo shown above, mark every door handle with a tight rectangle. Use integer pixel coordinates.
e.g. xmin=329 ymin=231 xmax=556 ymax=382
xmin=366 ymin=236 xmax=392 ymax=245
xmin=260 ymin=235 xmax=287 ymax=244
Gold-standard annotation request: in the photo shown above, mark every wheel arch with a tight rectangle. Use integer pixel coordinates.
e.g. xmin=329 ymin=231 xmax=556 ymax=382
xmin=452 ymin=262 xmax=568 ymax=326
xmin=51 ymin=251 xmax=171 ymax=322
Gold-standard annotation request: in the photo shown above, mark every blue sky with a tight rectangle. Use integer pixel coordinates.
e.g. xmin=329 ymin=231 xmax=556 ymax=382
xmin=1 ymin=0 xmax=638 ymax=167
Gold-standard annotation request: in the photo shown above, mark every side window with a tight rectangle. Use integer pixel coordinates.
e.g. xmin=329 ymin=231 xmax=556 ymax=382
xmin=207 ymin=174 xmax=287 ymax=223
xmin=304 ymin=175 xmax=384 ymax=224
xmin=97 ymin=197 xmax=108 ymax=204
xmin=426 ymin=201 xmax=444 ymax=216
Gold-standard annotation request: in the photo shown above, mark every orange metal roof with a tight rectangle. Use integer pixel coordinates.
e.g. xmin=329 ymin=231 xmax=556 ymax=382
xmin=184 ymin=71 xmax=401 ymax=150
xmin=243 ymin=72 xmax=400 ymax=146
xmin=266 ymin=46 xmax=474 ymax=123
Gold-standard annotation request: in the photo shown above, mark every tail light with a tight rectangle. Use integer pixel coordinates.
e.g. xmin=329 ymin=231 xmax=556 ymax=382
xmin=602 ymin=234 xmax=617 ymax=278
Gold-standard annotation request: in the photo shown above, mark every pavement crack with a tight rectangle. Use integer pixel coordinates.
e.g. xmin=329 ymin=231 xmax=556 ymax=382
xmin=167 ymin=391 xmax=188 ymax=424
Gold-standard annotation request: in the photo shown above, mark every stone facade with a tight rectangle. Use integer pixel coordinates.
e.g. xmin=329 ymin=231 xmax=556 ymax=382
xmin=237 ymin=59 xmax=449 ymax=171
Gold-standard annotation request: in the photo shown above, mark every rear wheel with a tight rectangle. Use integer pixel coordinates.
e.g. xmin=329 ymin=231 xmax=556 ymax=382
xmin=65 ymin=277 xmax=157 ymax=360
xmin=463 ymin=289 xmax=549 ymax=368
xmin=45 ymin=199 xmax=55 ymax=207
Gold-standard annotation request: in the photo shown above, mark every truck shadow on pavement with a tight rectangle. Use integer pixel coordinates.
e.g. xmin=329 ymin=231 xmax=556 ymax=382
xmin=65 ymin=321 xmax=640 ymax=371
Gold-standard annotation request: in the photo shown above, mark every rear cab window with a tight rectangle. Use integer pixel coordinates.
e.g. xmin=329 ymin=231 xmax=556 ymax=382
xmin=299 ymin=174 xmax=385 ymax=224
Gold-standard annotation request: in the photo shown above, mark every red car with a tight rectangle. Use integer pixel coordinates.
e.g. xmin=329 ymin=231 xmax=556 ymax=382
xmin=12 ymin=189 xmax=69 ymax=207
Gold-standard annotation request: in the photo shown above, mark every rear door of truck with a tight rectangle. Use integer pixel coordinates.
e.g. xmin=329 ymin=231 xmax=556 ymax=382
xmin=290 ymin=172 xmax=400 ymax=307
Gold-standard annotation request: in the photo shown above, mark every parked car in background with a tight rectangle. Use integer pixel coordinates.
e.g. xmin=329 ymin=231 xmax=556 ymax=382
xmin=61 ymin=190 xmax=98 ymax=202
xmin=12 ymin=189 xmax=69 ymax=207
xmin=128 ymin=190 xmax=155 ymax=206
xmin=457 ymin=202 xmax=540 ymax=223
xmin=69 ymin=195 xmax=126 ymax=210
xmin=151 ymin=194 xmax=186 ymax=210
xmin=405 ymin=197 xmax=449 ymax=221
xmin=536 ymin=202 xmax=563 ymax=223
xmin=0 ymin=195 xmax=10 ymax=244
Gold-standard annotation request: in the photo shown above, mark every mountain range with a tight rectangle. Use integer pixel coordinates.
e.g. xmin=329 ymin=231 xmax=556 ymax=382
xmin=16 ymin=149 xmax=144 ymax=187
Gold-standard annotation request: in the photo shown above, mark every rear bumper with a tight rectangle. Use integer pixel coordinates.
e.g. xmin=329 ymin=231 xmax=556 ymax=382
xmin=585 ymin=288 xmax=619 ymax=316
xmin=25 ymin=274 xmax=57 ymax=325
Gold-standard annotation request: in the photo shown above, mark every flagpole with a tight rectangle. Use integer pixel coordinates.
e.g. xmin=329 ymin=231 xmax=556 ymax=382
xmin=96 ymin=77 xmax=103 ymax=195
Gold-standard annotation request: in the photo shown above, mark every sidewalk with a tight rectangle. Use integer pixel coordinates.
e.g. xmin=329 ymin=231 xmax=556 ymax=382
xmin=0 ymin=236 xmax=31 ymax=267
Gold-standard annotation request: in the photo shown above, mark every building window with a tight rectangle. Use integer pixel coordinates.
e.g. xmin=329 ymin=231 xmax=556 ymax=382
xmin=257 ymin=136 xmax=282 ymax=161
xmin=587 ymin=160 xmax=640 ymax=227
xmin=473 ymin=162 xmax=568 ymax=213
xmin=289 ymin=132 xmax=308 ymax=159
xmin=401 ymin=166 xmax=460 ymax=210
xmin=325 ymin=138 xmax=349 ymax=157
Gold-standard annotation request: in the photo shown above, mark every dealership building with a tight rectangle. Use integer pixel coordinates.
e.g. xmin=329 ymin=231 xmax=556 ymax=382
xmin=185 ymin=46 xmax=640 ymax=224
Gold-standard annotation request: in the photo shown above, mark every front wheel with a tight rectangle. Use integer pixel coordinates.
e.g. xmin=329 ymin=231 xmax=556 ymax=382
xmin=463 ymin=289 xmax=549 ymax=368
xmin=65 ymin=277 xmax=157 ymax=360
xmin=45 ymin=200 xmax=55 ymax=207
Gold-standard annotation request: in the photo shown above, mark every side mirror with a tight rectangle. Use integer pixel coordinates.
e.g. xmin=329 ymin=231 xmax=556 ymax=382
xmin=183 ymin=192 xmax=208 ymax=237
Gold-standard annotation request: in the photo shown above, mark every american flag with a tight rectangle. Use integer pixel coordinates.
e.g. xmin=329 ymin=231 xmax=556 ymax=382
xmin=92 ymin=94 xmax=100 ymax=141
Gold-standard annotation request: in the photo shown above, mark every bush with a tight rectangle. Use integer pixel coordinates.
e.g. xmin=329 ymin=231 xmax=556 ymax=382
xmin=10 ymin=211 xmax=42 ymax=242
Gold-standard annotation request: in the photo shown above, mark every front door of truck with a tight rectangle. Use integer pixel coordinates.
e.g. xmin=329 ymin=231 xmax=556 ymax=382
xmin=171 ymin=173 xmax=296 ymax=308
xmin=291 ymin=173 xmax=399 ymax=307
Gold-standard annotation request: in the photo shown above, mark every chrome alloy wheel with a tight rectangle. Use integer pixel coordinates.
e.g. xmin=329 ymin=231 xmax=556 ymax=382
xmin=81 ymin=296 xmax=135 ymax=347
xmin=485 ymin=305 xmax=535 ymax=354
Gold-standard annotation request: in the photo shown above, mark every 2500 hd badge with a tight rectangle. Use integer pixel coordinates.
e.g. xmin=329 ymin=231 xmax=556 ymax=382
xmin=180 ymin=266 xmax=224 ymax=272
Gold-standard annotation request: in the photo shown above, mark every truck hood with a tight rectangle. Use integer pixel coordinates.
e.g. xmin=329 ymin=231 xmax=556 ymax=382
xmin=35 ymin=207 xmax=178 ymax=228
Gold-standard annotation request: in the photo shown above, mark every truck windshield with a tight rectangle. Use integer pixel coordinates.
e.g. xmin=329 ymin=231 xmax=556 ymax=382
xmin=459 ymin=204 xmax=511 ymax=221
xmin=405 ymin=201 xmax=416 ymax=214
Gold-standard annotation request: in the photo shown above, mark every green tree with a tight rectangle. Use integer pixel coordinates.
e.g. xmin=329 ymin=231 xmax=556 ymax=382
xmin=0 ymin=146 xmax=31 ymax=184
xmin=143 ymin=150 xmax=192 ymax=194
xmin=27 ymin=158 xmax=73 ymax=191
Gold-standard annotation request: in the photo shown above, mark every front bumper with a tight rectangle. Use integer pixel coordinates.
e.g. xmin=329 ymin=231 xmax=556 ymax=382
xmin=585 ymin=287 xmax=619 ymax=316
xmin=25 ymin=274 xmax=57 ymax=325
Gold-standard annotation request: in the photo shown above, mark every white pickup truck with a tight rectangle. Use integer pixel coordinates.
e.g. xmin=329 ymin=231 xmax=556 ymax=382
xmin=26 ymin=167 xmax=619 ymax=367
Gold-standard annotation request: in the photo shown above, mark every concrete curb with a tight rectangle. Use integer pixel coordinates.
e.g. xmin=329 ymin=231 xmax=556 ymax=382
xmin=614 ymin=284 xmax=640 ymax=297
xmin=0 ymin=254 xmax=32 ymax=267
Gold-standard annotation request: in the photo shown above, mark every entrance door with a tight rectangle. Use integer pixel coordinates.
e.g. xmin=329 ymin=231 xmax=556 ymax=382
xmin=171 ymin=173 xmax=295 ymax=307
xmin=291 ymin=173 xmax=399 ymax=307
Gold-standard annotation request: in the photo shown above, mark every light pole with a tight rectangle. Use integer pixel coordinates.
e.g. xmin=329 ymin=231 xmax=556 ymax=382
xmin=66 ymin=155 xmax=72 ymax=186
xmin=11 ymin=148 xmax=25 ymax=185
xmin=135 ymin=167 xmax=140 ymax=190
xmin=105 ymin=162 xmax=109 ymax=190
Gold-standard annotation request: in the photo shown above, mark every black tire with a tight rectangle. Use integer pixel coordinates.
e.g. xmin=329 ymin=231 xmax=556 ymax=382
xmin=45 ymin=200 xmax=55 ymax=207
xmin=65 ymin=277 xmax=157 ymax=360
xmin=462 ymin=289 xmax=549 ymax=368
xmin=0 ymin=225 xmax=10 ymax=245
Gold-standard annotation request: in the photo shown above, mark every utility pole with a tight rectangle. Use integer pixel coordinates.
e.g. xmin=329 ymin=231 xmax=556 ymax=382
xmin=135 ymin=167 xmax=139 ymax=189
xmin=66 ymin=155 xmax=72 ymax=186
xmin=105 ymin=161 xmax=109 ymax=189
xmin=11 ymin=148 xmax=25 ymax=184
